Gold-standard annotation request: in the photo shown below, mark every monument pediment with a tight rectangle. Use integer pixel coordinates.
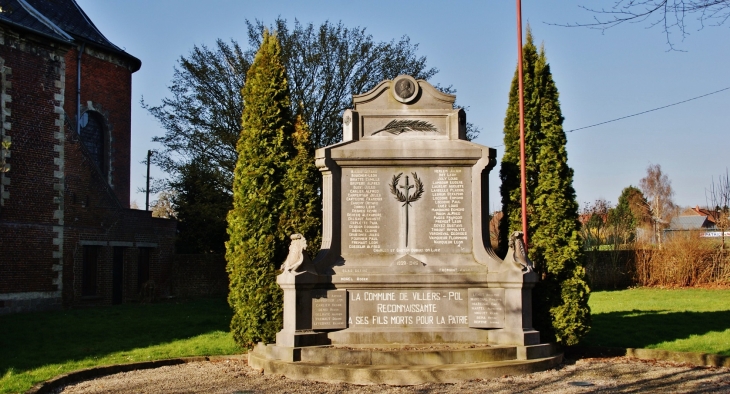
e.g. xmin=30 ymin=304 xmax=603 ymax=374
xmin=353 ymin=75 xmax=455 ymax=110
xmin=343 ymin=76 xmax=466 ymax=141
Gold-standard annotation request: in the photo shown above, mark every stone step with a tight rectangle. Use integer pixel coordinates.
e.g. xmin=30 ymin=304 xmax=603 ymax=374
xmin=326 ymin=327 xmax=495 ymax=345
xmin=249 ymin=351 xmax=563 ymax=385
xmin=255 ymin=342 xmax=559 ymax=364
xmin=297 ymin=345 xmax=518 ymax=365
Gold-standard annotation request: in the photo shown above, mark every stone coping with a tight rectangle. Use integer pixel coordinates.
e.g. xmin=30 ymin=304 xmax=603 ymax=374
xmin=25 ymin=346 xmax=728 ymax=393
xmin=566 ymin=346 xmax=730 ymax=368
xmin=25 ymin=355 xmax=247 ymax=394
xmin=325 ymin=343 xmax=494 ymax=351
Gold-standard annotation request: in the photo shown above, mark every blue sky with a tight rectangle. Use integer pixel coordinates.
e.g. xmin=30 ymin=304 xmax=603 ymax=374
xmin=76 ymin=0 xmax=730 ymax=212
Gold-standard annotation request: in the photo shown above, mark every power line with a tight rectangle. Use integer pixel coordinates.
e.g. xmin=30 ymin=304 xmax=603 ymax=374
xmin=487 ymin=85 xmax=730 ymax=147
xmin=565 ymin=86 xmax=730 ymax=133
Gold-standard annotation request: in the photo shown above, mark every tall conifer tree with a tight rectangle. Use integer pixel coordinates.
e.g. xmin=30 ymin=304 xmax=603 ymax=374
xmin=279 ymin=114 xmax=322 ymax=252
xmin=226 ymin=30 xmax=294 ymax=347
xmin=498 ymin=29 xmax=591 ymax=345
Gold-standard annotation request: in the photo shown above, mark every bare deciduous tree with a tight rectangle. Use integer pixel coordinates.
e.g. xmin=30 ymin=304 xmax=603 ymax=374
xmin=580 ymin=199 xmax=612 ymax=251
xmin=489 ymin=211 xmax=503 ymax=251
xmin=706 ymin=169 xmax=730 ymax=250
xmin=556 ymin=1 xmax=730 ymax=50
xmin=640 ymin=163 xmax=675 ymax=245
xmin=151 ymin=191 xmax=177 ymax=219
xmin=144 ymin=19 xmax=449 ymax=254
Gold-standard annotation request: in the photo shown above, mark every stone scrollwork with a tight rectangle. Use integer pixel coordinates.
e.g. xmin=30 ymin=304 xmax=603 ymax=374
xmin=281 ymin=233 xmax=315 ymax=273
xmin=508 ymin=231 xmax=534 ymax=274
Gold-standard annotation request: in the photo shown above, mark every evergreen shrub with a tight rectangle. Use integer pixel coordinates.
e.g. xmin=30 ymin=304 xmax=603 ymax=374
xmin=498 ymin=28 xmax=591 ymax=345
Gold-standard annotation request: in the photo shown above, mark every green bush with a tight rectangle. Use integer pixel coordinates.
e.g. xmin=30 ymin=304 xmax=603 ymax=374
xmin=498 ymin=28 xmax=591 ymax=345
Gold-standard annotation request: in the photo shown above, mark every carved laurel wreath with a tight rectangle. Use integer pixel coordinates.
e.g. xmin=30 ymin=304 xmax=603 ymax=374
xmin=389 ymin=172 xmax=424 ymax=205
xmin=373 ymin=120 xmax=437 ymax=135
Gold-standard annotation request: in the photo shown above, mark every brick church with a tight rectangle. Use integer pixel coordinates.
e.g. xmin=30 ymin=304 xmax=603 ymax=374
xmin=0 ymin=0 xmax=175 ymax=313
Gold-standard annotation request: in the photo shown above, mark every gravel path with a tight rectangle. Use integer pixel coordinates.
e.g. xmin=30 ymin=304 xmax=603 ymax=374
xmin=59 ymin=357 xmax=730 ymax=393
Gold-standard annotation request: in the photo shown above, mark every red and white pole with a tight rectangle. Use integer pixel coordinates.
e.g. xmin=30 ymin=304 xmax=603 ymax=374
xmin=516 ymin=0 xmax=528 ymax=248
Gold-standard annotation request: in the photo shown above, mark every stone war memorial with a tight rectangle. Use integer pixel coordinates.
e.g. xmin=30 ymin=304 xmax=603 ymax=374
xmin=249 ymin=75 xmax=562 ymax=384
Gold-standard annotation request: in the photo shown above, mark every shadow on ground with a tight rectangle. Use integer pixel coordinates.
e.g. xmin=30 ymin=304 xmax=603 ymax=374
xmin=582 ymin=309 xmax=730 ymax=355
xmin=0 ymin=297 xmax=233 ymax=378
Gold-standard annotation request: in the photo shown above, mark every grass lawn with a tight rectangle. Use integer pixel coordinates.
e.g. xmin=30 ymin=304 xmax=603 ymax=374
xmin=582 ymin=288 xmax=730 ymax=356
xmin=3 ymin=289 xmax=729 ymax=393
xmin=0 ymin=297 xmax=240 ymax=394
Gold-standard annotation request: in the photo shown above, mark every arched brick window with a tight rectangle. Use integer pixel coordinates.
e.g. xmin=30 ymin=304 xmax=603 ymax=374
xmin=79 ymin=111 xmax=106 ymax=172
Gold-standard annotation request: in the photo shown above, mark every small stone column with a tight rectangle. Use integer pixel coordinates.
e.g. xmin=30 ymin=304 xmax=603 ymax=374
xmin=488 ymin=231 xmax=540 ymax=346
xmin=275 ymin=234 xmax=328 ymax=347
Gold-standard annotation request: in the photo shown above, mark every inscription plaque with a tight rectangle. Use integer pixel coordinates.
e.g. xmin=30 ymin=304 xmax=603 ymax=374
xmin=426 ymin=168 xmax=468 ymax=250
xmin=312 ymin=290 xmax=347 ymax=329
xmin=468 ymin=288 xmax=505 ymax=328
xmin=347 ymin=289 xmax=469 ymax=328
xmin=344 ymin=169 xmax=383 ymax=252
xmin=343 ymin=167 xmax=471 ymax=255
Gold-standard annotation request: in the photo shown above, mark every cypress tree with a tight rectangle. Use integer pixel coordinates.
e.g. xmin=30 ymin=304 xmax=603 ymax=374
xmin=498 ymin=30 xmax=540 ymax=257
xmin=279 ymin=114 xmax=322 ymax=253
xmin=226 ymin=30 xmax=293 ymax=347
xmin=498 ymin=28 xmax=591 ymax=345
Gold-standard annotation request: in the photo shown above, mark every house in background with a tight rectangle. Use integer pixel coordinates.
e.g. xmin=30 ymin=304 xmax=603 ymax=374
xmin=665 ymin=206 xmax=718 ymax=238
xmin=0 ymin=0 xmax=175 ymax=314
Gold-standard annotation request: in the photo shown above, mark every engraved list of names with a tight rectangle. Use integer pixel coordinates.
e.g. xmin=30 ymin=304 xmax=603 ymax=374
xmin=468 ymin=288 xmax=505 ymax=328
xmin=345 ymin=169 xmax=383 ymax=251
xmin=312 ymin=290 xmax=347 ymax=329
xmin=428 ymin=168 xmax=468 ymax=248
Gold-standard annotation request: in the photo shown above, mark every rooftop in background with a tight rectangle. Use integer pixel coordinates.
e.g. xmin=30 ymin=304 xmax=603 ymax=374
xmin=0 ymin=0 xmax=140 ymax=70
xmin=669 ymin=215 xmax=715 ymax=230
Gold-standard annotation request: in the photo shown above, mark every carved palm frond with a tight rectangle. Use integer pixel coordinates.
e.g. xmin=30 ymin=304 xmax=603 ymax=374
xmin=389 ymin=173 xmax=407 ymax=202
xmin=373 ymin=119 xmax=438 ymax=135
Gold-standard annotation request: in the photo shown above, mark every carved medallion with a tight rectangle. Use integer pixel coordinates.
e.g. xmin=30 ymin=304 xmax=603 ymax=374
xmin=392 ymin=75 xmax=419 ymax=103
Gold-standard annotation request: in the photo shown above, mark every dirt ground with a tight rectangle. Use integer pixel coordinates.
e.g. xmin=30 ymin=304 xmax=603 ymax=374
xmin=59 ymin=357 xmax=730 ymax=393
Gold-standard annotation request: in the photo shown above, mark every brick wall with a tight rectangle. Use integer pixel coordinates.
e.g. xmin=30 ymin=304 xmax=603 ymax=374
xmin=171 ymin=254 xmax=228 ymax=298
xmin=0 ymin=25 xmax=176 ymax=315
xmin=62 ymin=207 xmax=177 ymax=308
xmin=0 ymin=28 xmax=67 ymax=305
xmin=584 ymin=250 xmax=636 ymax=290
xmin=63 ymin=46 xmax=134 ymax=207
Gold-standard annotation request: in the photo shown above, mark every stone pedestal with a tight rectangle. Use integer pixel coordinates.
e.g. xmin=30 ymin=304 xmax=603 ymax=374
xmin=274 ymin=74 xmax=543 ymax=351
xmin=275 ymin=270 xmax=329 ymax=348
xmin=260 ymin=75 xmax=559 ymax=385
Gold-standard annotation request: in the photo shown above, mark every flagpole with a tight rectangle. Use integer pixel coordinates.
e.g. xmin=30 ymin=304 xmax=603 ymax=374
xmin=516 ymin=0 xmax=528 ymax=248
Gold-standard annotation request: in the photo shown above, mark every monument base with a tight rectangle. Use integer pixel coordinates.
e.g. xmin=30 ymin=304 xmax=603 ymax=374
xmin=326 ymin=327 xmax=540 ymax=346
xmin=328 ymin=328 xmax=489 ymax=345
xmin=275 ymin=330 xmax=330 ymax=348
xmin=248 ymin=342 xmax=562 ymax=385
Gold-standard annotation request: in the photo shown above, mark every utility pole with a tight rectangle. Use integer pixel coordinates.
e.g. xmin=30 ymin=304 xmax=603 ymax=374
xmin=516 ymin=0 xmax=528 ymax=248
xmin=145 ymin=150 xmax=152 ymax=211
